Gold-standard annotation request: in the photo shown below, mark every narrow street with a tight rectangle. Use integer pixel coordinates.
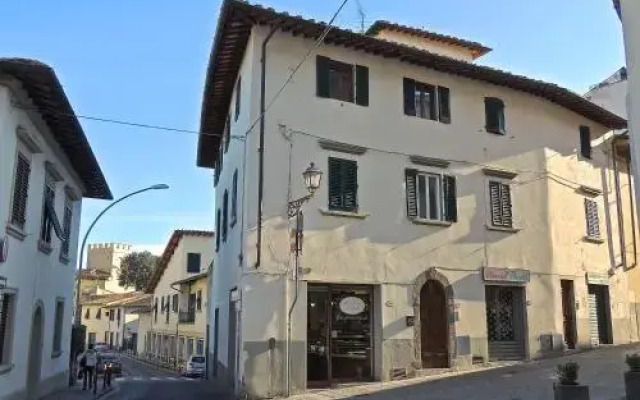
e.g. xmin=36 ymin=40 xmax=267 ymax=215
xmin=106 ymin=356 xmax=231 ymax=400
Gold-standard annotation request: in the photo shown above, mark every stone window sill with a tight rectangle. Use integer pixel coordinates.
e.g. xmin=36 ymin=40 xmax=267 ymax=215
xmin=0 ymin=363 xmax=14 ymax=375
xmin=6 ymin=224 xmax=26 ymax=241
xmin=51 ymin=350 xmax=62 ymax=359
xmin=319 ymin=208 xmax=369 ymax=219
xmin=583 ymin=236 xmax=605 ymax=244
xmin=411 ymin=218 xmax=452 ymax=227
xmin=485 ymin=224 xmax=521 ymax=233
xmin=38 ymin=240 xmax=53 ymax=255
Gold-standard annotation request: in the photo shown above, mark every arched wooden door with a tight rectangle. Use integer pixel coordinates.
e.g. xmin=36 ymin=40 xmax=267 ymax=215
xmin=420 ymin=280 xmax=449 ymax=368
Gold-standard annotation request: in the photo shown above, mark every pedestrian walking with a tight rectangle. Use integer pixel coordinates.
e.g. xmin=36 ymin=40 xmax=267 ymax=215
xmin=78 ymin=344 xmax=98 ymax=390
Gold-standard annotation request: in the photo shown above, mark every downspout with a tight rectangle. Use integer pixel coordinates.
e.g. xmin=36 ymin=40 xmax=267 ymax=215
xmin=286 ymin=220 xmax=301 ymax=397
xmin=255 ymin=24 xmax=280 ymax=269
xmin=612 ymin=137 xmax=628 ymax=269
xmin=627 ymin=155 xmax=638 ymax=268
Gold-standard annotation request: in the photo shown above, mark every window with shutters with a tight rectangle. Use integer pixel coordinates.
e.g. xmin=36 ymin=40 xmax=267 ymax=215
xmin=584 ymin=199 xmax=600 ymax=239
xmin=154 ymin=298 xmax=158 ymax=322
xmin=39 ymin=171 xmax=63 ymax=248
xmin=0 ymin=293 xmax=16 ymax=365
xmin=485 ymin=97 xmax=506 ymax=134
xmin=316 ymin=56 xmax=368 ymax=106
xmin=224 ymin=114 xmax=231 ymax=153
xmin=53 ymin=299 xmax=64 ymax=354
xmin=96 ymin=308 xmax=101 ymax=320
xmin=173 ymin=294 xmax=179 ymax=313
xmin=403 ymin=78 xmax=451 ymax=123
xmin=405 ymin=170 xmax=457 ymax=222
xmin=215 ymin=209 xmax=221 ymax=251
xmin=231 ymin=169 xmax=238 ymax=226
xmin=488 ymin=180 xmax=513 ymax=227
xmin=235 ymin=77 xmax=241 ymax=121
xmin=328 ymin=158 xmax=358 ymax=212
xmin=222 ymin=190 xmax=229 ymax=242
xmin=110 ymin=308 xmax=115 ymax=321
xmin=85 ymin=307 xmax=91 ymax=320
xmin=196 ymin=339 xmax=204 ymax=355
xmin=187 ymin=252 xmax=201 ymax=273
xmin=60 ymin=195 xmax=73 ymax=260
xmin=10 ymin=152 xmax=31 ymax=230
xmin=117 ymin=308 xmax=121 ymax=326
xmin=580 ymin=126 xmax=592 ymax=159
xmin=196 ymin=290 xmax=202 ymax=311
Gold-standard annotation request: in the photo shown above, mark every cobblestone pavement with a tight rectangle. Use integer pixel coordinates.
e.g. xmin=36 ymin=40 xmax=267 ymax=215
xmin=291 ymin=344 xmax=640 ymax=400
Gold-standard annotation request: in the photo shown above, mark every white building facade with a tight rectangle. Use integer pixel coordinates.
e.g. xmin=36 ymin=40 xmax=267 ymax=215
xmin=0 ymin=58 xmax=111 ymax=400
xmin=197 ymin=2 xmax=631 ymax=398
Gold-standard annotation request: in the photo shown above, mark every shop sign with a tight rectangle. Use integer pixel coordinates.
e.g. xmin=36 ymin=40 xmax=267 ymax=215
xmin=586 ymin=273 xmax=609 ymax=285
xmin=339 ymin=296 xmax=366 ymax=315
xmin=483 ymin=267 xmax=530 ymax=283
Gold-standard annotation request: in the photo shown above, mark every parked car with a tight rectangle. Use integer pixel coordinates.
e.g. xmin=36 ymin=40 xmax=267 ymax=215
xmin=97 ymin=352 xmax=122 ymax=376
xmin=183 ymin=355 xmax=205 ymax=377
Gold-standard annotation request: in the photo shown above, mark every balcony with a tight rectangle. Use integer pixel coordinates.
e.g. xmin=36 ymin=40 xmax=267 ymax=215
xmin=178 ymin=310 xmax=195 ymax=324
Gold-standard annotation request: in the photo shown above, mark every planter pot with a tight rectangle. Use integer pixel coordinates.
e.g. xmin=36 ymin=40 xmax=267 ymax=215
xmin=553 ymin=383 xmax=590 ymax=400
xmin=625 ymin=371 xmax=640 ymax=400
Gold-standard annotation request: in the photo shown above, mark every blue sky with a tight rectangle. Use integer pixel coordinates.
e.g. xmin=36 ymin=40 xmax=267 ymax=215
xmin=0 ymin=0 xmax=624 ymax=254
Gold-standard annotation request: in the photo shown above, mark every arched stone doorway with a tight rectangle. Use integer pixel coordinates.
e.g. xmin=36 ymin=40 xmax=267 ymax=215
xmin=27 ymin=303 xmax=44 ymax=400
xmin=413 ymin=268 xmax=456 ymax=369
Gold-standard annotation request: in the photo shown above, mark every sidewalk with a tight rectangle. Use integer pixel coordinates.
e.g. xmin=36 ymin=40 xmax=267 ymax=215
xmin=40 ymin=379 xmax=117 ymax=400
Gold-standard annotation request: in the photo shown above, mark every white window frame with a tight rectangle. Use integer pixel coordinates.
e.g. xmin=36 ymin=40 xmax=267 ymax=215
xmin=415 ymin=172 xmax=445 ymax=221
xmin=487 ymin=179 xmax=514 ymax=228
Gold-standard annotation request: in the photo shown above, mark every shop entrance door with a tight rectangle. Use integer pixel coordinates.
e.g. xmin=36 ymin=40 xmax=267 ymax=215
xmin=420 ymin=280 xmax=449 ymax=368
xmin=485 ymin=286 xmax=526 ymax=361
xmin=307 ymin=284 xmax=372 ymax=387
xmin=588 ymin=284 xmax=612 ymax=345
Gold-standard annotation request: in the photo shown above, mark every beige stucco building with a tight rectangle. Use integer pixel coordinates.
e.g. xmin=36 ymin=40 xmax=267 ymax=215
xmin=80 ymin=292 xmax=144 ymax=350
xmin=79 ymin=243 xmax=134 ymax=296
xmin=195 ymin=1 xmax=638 ymax=398
xmin=137 ymin=230 xmax=214 ymax=364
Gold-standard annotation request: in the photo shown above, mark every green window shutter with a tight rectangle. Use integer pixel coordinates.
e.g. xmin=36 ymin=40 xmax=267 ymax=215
xmin=500 ymin=183 xmax=512 ymax=227
xmin=231 ymin=169 xmax=238 ymax=223
xmin=355 ymin=65 xmax=369 ymax=106
xmin=438 ymin=86 xmax=451 ymax=124
xmin=580 ymin=126 xmax=591 ymax=159
xmin=215 ymin=209 xmax=221 ymax=251
xmin=424 ymin=84 xmax=437 ymax=120
xmin=405 ymin=169 xmax=418 ymax=218
xmin=235 ymin=76 xmax=241 ymax=121
xmin=224 ymin=114 xmax=231 ymax=153
xmin=489 ymin=181 xmax=502 ymax=226
xmin=222 ymin=190 xmax=228 ymax=241
xmin=443 ymin=175 xmax=457 ymax=222
xmin=403 ymin=78 xmax=416 ymax=116
xmin=317 ymin=56 xmax=331 ymax=98
xmin=328 ymin=158 xmax=343 ymax=210
xmin=342 ymin=160 xmax=358 ymax=212
xmin=11 ymin=154 xmax=30 ymax=228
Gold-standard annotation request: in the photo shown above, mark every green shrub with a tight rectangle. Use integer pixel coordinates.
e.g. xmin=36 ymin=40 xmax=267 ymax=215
xmin=626 ymin=353 xmax=640 ymax=372
xmin=556 ymin=362 xmax=579 ymax=385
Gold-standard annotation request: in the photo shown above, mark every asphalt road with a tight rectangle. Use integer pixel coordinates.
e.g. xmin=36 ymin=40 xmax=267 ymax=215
xmin=103 ymin=356 xmax=231 ymax=400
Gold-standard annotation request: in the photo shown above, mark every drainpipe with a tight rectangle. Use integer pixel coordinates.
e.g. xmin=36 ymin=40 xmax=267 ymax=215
xmin=612 ymin=137 xmax=628 ymax=269
xmin=255 ymin=24 xmax=280 ymax=269
xmin=286 ymin=212 xmax=302 ymax=397
xmin=626 ymin=155 xmax=638 ymax=268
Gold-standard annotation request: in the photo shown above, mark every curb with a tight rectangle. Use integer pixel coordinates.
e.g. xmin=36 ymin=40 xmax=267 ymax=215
xmin=94 ymin=385 xmax=119 ymax=400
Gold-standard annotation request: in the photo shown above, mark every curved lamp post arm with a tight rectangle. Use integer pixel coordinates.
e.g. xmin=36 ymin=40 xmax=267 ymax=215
xmin=74 ymin=184 xmax=168 ymax=325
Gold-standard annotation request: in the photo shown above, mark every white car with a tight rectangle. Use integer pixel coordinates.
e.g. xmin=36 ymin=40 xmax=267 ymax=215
xmin=183 ymin=355 xmax=206 ymax=377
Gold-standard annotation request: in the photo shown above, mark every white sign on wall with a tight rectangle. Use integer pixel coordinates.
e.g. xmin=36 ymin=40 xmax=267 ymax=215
xmin=339 ymin=296 xmax=366 ymax=315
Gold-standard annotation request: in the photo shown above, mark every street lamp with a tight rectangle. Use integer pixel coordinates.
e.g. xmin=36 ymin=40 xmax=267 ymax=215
xmin=286 ymin=162 xmax=322 ymax=396
xmin=74 ymin=183 xmax=169 ymax=325
xmin=287 ymin=162 xmax=323 ymax=218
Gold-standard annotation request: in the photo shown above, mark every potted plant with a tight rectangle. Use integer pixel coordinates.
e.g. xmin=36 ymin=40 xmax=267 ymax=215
xmin=625 ymin=353 xmax=640 ymax=399
xmin=554 ymin=362 xmax=590 ymax=400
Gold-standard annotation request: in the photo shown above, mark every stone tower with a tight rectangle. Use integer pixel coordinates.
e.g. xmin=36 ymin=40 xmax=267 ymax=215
xmin=86 ymin=243 xmax=134 ymax=294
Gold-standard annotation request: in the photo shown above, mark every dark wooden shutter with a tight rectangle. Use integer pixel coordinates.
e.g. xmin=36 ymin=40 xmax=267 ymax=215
xmin=500 ymin=183 xmax=513 ymax=227
xmin=424 ymin=84 xmax=437 ymax=120
xmin=584 ymin=199 xmax=600 ymax=238
xmin=438 ymin=86 xmax=451 ymax=124
xmin=235 ymin=76 xmax=241 ymax=121
xmin=224 ymin=114 xmax=231 ymax=153
xmin=222 ymin=190 xmax=228 ymax=241
xmin=317 ymin=56 xmax=331 ymax=98
xmin=580 ymin=126 xmax=592 ymax=159
xmin=343 ymin=160 xmax=358 ymax=212
xmin=11 ymin=154 xmax=30 ymax=228
xmin=403 ymin=78 xmax=416 ymax=116
xmin=187 ymin=253 xmax=201 ymax=273
xmin=328 ymin=158 xmax=343 ymax=210
xmin=355 ymin=65 xmax=369 ymax=106
xmin=61 ymin=202 xmax=73 ymax=256
xmin=0 ymin=295 xmax=11 ymax=363
xmin=231 ymin=169 xmax=238 ymax=223
xmin=405 ymin=169 xmax=418 ymax=218
xmin=443 ymin=175 xmax=457 ymax=222
xmin=489 ymin=181 xmax=502 ymax=226
xmin=215 ymin=209 xmax=221 ymax=251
